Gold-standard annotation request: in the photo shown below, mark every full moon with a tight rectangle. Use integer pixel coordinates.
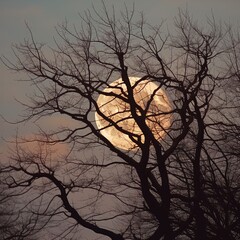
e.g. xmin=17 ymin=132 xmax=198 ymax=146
xmin=95 ymin=77 xmax=172 ymax=150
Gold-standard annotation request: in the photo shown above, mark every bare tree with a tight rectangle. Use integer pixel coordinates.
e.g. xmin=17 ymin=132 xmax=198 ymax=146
xmin=1 ymin=4 xmax=240 ymax=240
xmin=0 ymin=167 xmax=39 ymax=240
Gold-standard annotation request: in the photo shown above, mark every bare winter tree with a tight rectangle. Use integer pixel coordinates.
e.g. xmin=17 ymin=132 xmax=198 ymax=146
xmin=1 ymin=4 xmax=240 ymax=240
xmin=0 ymin=168 xmax=39 ymax=240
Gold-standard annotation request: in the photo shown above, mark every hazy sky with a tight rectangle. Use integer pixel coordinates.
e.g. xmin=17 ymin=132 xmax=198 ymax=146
xmin=1 ymin=0 xmax=240 ymax=150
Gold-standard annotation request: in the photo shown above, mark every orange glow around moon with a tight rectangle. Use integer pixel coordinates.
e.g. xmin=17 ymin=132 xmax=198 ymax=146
xmin=95 ymin=77 xmax=172 ymax=150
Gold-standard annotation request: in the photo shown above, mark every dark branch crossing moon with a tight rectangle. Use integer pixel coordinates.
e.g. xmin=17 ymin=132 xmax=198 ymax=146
xmin=95 ymin=77 xmax=172 ymax=150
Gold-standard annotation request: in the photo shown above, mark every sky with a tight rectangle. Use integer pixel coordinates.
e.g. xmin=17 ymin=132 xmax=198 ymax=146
xmin=1 ymin=0 xmax=240 ymax=152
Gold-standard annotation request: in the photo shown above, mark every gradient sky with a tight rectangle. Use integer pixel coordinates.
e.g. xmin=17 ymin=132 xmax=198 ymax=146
xmin=1 ymin=0 xmax=240 ymax=152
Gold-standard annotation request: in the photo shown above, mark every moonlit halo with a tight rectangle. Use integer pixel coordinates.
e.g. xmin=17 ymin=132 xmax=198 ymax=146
xmin=95 ymin=77 xmax=172 ymax=150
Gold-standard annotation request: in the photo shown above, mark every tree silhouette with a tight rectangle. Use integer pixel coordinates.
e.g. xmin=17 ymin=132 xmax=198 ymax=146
xmin=0 ymin=169 xmax=38 ymax=240
xmin=1 ymin=4 xmax=240 ymax=240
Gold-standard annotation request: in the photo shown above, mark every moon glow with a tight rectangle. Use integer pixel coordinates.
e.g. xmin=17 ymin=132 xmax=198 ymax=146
xmin=95 ymin=77 xmax=172 ymax=150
